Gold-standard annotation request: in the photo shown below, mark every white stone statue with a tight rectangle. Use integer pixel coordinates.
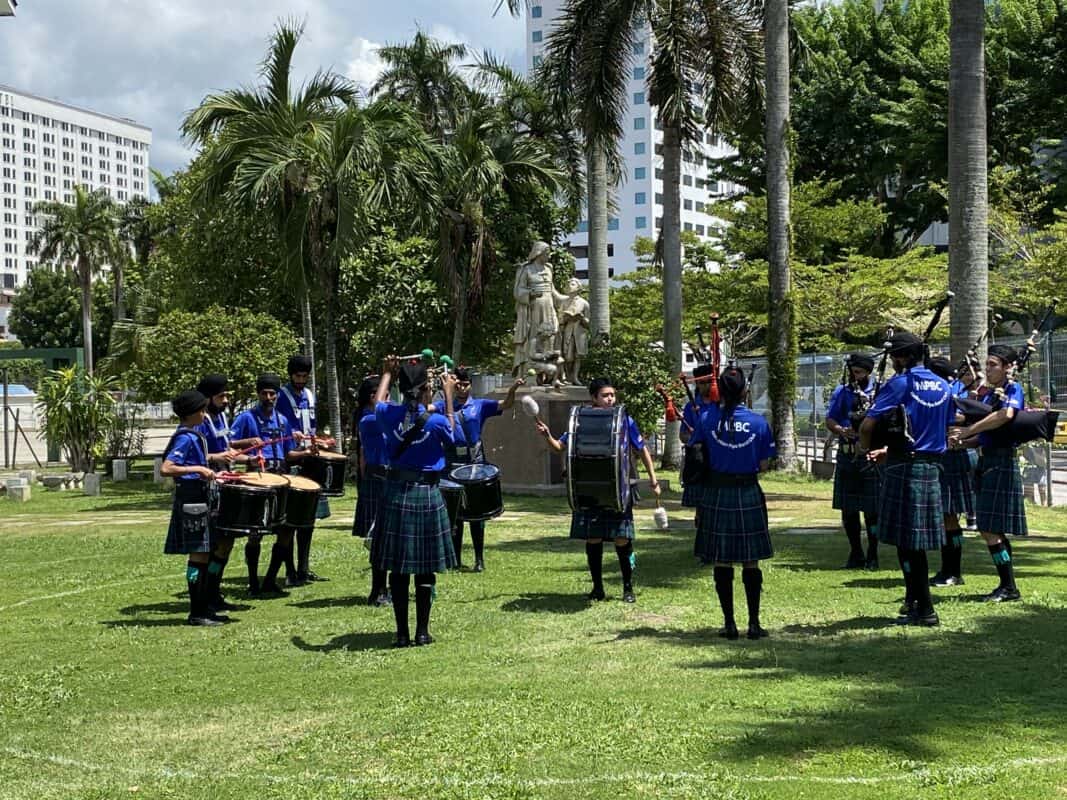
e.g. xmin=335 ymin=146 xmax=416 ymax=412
xmin=513 ymin=241 xmax=567 ymax=377
xmin=559 ymin=277 xmax=590 ymax=385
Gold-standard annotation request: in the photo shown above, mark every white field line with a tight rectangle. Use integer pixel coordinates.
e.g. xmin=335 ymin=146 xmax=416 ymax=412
xmin=0 ymin=574 xmax=172 ymax=612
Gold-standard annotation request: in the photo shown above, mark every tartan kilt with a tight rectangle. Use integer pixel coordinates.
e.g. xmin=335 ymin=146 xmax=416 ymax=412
xmin=370 ymin=479 xmax=458 ymax=574
xmin=352 ymin=475 xmax=384 ymax=537
xmin=694 ymin=481 xmax=772 ymax=564
xmin=569 ymin=502 xmax=635 ymax=541
xmin=681 ymin=481 xmax=702 ymax=508
xmin=163 ymin=480 xmax=213 ymax=555
xmin=875 ymin=459 xmax=945 ymax=551
xmin=975 ymin=449 xmax=1028 ymax=537
xmin=940 ymin=448 xmax=977 ymax=517
xmin=832 ymin=450 xmax=881 ymax=515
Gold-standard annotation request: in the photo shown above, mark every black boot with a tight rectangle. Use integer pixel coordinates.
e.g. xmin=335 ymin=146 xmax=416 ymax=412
xmin=471 ymin=521 xmax=486 ymax=573
xmin=414 ymin=573 xmax=435 ymax=645
xmin=244 ymin=538 xmax=261 ymax=595
xmin=187 ymin=561 xmax=221 ymax=626
xmin=713 ymin=566 xmax=738 ymax=639
xmin=390 ymin=572 xmax=411 ymax=647
xmin=615 ymin=541 xmax=636 ymax=603
xmin=585 ymin=541 xmax=605 ymax=600
xmin=842 ymin=512 xmax=865 ymax=568
xmin=742 ymin=567 xmax=768 ymax=639
xmin=984 ymin=541 xmax=1020 ymax=602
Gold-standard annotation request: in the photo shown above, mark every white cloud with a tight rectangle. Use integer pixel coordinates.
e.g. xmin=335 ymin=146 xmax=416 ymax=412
xmin=344 ymin=38 xmax=385 ymax=92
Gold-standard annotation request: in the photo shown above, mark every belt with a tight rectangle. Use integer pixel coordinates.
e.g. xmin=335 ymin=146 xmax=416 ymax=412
xmin=886 ymin=451 xmax=941 ymax=464
xmin=705 ymin=472 xmax=759 ymax=487
xmin=365 ymin=465 xmax=388 ymax=479
xmin=387 ymin=468 xmax=441 ymax=485
xmin=979 ymin=446 xmax=1016 ymax=457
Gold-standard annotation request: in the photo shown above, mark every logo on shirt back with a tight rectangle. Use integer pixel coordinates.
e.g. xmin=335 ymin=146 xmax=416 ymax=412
xmin=910 ymin=379 xmax=949 ymax=408
xmin=712 ymin=420 xmax=756 ymax=450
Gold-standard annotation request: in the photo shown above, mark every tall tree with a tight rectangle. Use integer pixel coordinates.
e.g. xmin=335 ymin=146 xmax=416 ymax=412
xmin=764 ymin=0 xmax=797 ymax=468
xmin=948 ymin=0 xmax=989 ymax=363
xmin=29 ymin=185 xmax=119 ymax=375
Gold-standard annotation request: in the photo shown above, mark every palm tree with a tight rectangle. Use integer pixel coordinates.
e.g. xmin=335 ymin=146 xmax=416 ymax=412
xmin=116 ymin=195 xmax=153 ymax=321
xmin=181 ymin=20 xmax=357 ymax=398
xmin=764 ymin=0 xmax=797 ymax=468
xmin=29 ymin=185 xmax=119 ymax=374
xmin=948 ymin=0 xmax=988 ymax=363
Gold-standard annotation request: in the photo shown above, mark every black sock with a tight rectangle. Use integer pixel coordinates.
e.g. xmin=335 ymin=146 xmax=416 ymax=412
xmin=909 ymin=549 xmax=933 ymax=614
xmin=390 ymin=572 xmax=410 ymax=639
xmin=264 ymin=542 xmax=289 ymax=584
xmin=471 ymin=522 xmax=485 ymax=563
xmin=713 ymin=566 xmax=735 ymax=628
xmin=950 ymin=532 xmax=964 ymax=578
xmin=987 ymin=542 xmax=1016 ymax=590
xmin=615 ymin=541 xmax=634 ymax=588
xmin=865 ymin=517 xmax=879 ymax=561
xmin=282 ymin=529 xmax=297 ymax=578
xmin=942 ymin=526 xmax=962 ymax=577
xmin=186 ymin=560 xmax=207 ymax=619
xmin=414 ymin=572 xmax=435 ymax=637
xmin=296 ymin=528 xmax=312 ymax=574
xmin=452 ymin=525 xmax=463 ymax=566
xmin=898 ymin=548 xmax=913 ymax=605
xmin=206 ymin=553 xmax=227 ymax=607
xmin=843 ymin=512 xmax=863 ymax=560
xmin=585 ymin=541 xmax=604 ymax=592
xmin=244 ymin=538 xmax=261 ymax=590
xmin=741 ymin=567 xmax=762 ymax=629
xmin=370 ymin=567 xmax=388 ymax=598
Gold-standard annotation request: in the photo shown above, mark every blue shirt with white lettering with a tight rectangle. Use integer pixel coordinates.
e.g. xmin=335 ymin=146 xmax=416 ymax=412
xmin=358 ymin=409 xmax=388 ymax=468
xmin=690 ymin=404 xmax=775 ymax=474
xmin=376 ymin=401 xmax=454 ymax=472
xmin=866 ymin=367 xmax=952 ymax=454
xmin=196 ymin=411 xmax=232 ymax=454
xmin=230 ymin=405 xmax=293 ymax=469
xmin=978 ymin=381 xmax=1025 ymax=448
xmin=166 ymin=427 xmax=208 ymax=482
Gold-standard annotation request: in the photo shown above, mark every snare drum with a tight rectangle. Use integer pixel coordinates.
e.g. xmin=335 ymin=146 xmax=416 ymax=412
xmin=448 ymin=463 xmax=503 ymax=522
xmin=214 ymin=473 xmax=284 ymax=538
xmin=566 ymin=405 xmax=632 ymax=513
xmin=237 ymin=472 xmax=290 ymax=530
xmin=289 ymin=450 xmax=347 ymax=497
xmin=284 ymin=474 xmax=323 ymax=530
xmin=439 ymin=479 xmax=465 ymax=531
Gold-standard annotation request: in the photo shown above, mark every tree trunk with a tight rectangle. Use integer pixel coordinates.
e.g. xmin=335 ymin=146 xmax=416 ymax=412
xmin=948 ymin=0 xmax=988 ymax=364
xmin=661 ymin=122 xmax=684 ymax=470
xmin=587 ymin=147 xmax=611 ymax=341
xmin=764 ymin=0 xmax=797 ymax=470
xmin=300 ymin=289 xmax=318 ymax=398
xmin=114 ymin=258 xmax=126 ymax=321
xmin=323 ymin=297 xmax=343 ymax=453
xmin=451 ymin=270 xmax=468 ymax=364
xmin=79 ymin=257 xmax=95 ymax=375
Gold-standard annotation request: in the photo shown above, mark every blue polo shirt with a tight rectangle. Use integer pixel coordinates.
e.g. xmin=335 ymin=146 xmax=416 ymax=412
xmin=949 ymin=379 xmax=971 ymax=399
xmin=276 ymin=383 xmax=316 ymax=438
xmin=230 ymin=405 xmax=293 ymax=469
xmin=682 ymin=395 xmax=713 ymax=436
xmin=358 ymin=409 xmax=388 ymax=468
xmin=196 ymin=411 xmax=232 ymax=454
xmin=978 ymin=381 xmax=1025 ymax=448
xmin=165 ymin=427 xmax=209 ymax=482
xmin=690 ymin=404 xmax=775 ymax=474
xmin=451 ymin=396 xmax=502 ymax=449
xmin=377 ymin=401 xmax=454 ymax=472
xmin=826 ymin=381 xmax=875 ymax=440
xmin=866 ymin=367 xmax=952 ymax=454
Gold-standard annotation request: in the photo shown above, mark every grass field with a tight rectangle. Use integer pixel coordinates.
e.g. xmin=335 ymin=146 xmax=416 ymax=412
xmin=2 ymin=475 xmax=1067 ymax=799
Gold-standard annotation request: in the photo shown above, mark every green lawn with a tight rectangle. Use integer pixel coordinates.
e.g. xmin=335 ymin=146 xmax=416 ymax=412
xmin=2 ymin=475 xmax=1066 ymax=799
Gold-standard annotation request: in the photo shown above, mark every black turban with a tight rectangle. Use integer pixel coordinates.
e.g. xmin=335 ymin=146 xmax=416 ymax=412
xmin=693 ymin=363 xmax=714 ymax=378
xmin=887 ymin=331 xmax=925 ymax=362
xmin=988 ymin=344 xmax=1019 ymax=365
xmin=718 ymin=366 xmax=747 ymax=401
xmin=287 ymin=354 xmax=312 ymax=375
xmin=256 ymin=373 xmax=282 ymax=392
xmin=399 ymin=362 xmax=428 ymax=394
xmin=196 ymin=373 xmax=228 ymax=398
xmin=848 ymin=353 xmax=875 ymax=373
xmin=927 ymin=357 xmax=955 ymax=381
xmin=172 ymin=390 xmax=208 ymax=418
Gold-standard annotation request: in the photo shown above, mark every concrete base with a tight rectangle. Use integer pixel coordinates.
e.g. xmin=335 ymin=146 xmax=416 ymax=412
xmin=9 ymin=484 xmax=30 ymax=502
xmin=153 ymin=458 xmax=164 ymax=484
xmin=83 ymin=473 xmax=102 ymax=496
xmin=42 ymin=475 xmax=69 ymax=491
xmin=112 ymin=459 xmax=128 ymax=482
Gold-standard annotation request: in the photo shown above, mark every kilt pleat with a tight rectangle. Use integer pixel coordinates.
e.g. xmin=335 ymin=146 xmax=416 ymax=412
xmin=940 ymin=448 xmax=977 ymax=517
xmin=352 ymin=475 xmax=384 ymax=537
xmin=681 ymin=481 xmax=702 ymax=508
xmin=569 ymin=504 xmax=635 ymax=541
xmin=694 ymin=481 xmax=772 ymax=564
xmin=370 ymin=480 xmax=457 ymax=574
xmin=832 ymin=451 xmax=882 ymax=515
xmin=875 ymin=459 xmax=945 ymax=551
xmin=164 ymin=481 xmax=214 ymax=555
xmin=975 ymin=449 xmax=1028 ymax=537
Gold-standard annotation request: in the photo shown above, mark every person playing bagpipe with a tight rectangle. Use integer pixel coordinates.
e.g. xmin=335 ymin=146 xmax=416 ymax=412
xmin=372 ymin=356 xmax=459 ymax=647
xmin=160 ymin=390 xmax=239 ymax=626
xmin=949 ymin=344 xmax=1028 ymax=602
xmin=689 ymin=366 xmax=776 ymax=640
xmin=535 ymin=378 xmax=662 ymax=604
xmin=680 ymin=363 xmax=715 ymax=515
xmin=825 ymin=353 xmax=882 ymax=570
xmin=858 ymin=332 xmax=954 ymax=626
xmin=351 ymin=375 xmax=391 ymax=607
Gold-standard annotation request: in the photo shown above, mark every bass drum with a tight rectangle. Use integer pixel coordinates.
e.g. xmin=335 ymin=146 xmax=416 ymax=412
xmin=448 ymin=463 xmax=503 ymax=522
xmin=284 ymin=474 xmax=322 ymax=530
xmin=289 ymin=450 xmax=347 ymax=497
xmin=566 ymin=404 xmax=631 ymax=513
xmin=214 ymin=480 xmax=276 ymax=538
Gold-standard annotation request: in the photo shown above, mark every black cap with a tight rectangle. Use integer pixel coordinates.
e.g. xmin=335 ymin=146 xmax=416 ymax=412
xmin=887 ymin=331 xmax=925 ymax=362
xmin=399 ymin=362 xmax=428 ymax=394
xmin=848 ymin=353 xmax=875 ymax=373
xmin=718 ymin=366 xmax=747 ymax=401
xmin=693 ymin=363 xmax=714 ymax=378
xmin=988 ymin=344 xmax=1019 ymax=365
xmin=287 ymin=354 xmax=312 ymax=375
xmin=256 ymin=373 xmax=282 ymax=392
xmin=172 ymin=390 xmax=208 ymax=418
xmin=196 ymin=373 xmax=228 ymax=398
xmin=588 ymin=377 xmax=614 ymax=397
xmin=927 ymin=356 xmax=955 ymax=381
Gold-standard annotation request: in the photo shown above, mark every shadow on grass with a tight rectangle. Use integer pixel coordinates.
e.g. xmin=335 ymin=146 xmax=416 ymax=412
xmin=101 ymin=617 xmax=209 ymax=628
xmin=287 ymin=594 xmax=370 ymax=610
xmin=291 ymin=632 xmax=394 ymax=652
xmin=118 ymin=601 xmax=188 ymax=615
xmin=500 ymin=592 xmax=592 ymax=614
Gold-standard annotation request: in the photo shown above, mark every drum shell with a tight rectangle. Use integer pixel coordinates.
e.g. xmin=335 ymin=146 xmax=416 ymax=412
xmin=290 ymin=452 xmax=347 ymax=497
xmin=284 ymin=478 xmax=322 ymax=529
xmin=448 ymin=463 xmax=503 ymax=522
xmin=214 ymin=482 xmax=278 ymax=537
xmin=566 ymin=405 xmax=631 ymax=513
xmin=439 ymin=480 xmax=465 ymax=530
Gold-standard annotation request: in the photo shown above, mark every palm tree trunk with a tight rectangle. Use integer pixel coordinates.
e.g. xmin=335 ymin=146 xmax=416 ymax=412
xmin=948 ymin=0 xmax=988 ymax=363
xmin=587 ymin=147 xmax=610 ymax=341
xmin=451 ymin=271 xmax=468 ymax=363
xmin=323 ymin=298 xmax=343 ymax=453
xmin=765 ymin=0 xmax=797 ymax=470
xmin=661 ymin=122 xmax=684 ymax=470
xmin=79 ymin=257 xmax=95 ymax=375
xmin=300 ymin=289 xmax=318 ymax=398
xmin=114 ymin=259 xmax=126 ymax=321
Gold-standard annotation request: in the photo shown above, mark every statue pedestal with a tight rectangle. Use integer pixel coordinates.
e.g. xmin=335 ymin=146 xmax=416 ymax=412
xmin=481 ymin=385 xmax=587 ymax=495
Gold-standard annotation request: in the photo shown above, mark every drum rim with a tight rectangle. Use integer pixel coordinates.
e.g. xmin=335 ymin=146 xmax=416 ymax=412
xmin=236 ymin=473 xmax=290 ymax=487
xmin=216 ymin=481 xmax=275 ymax=494
xmin=285 ymin=475 xmax=323 ymax=491
xmin=448 ymin=463 xmax=500 ymax=481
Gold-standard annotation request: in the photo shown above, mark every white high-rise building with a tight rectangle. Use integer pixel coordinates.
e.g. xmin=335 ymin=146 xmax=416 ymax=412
xmin=525 ymin=1 xmax=738 ymax=279
xmin=0 ymin=85 xmax=152 ymax=338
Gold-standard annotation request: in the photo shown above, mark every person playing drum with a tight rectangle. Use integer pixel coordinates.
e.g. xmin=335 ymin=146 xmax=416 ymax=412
xmin=373 ymin=356 xmax=459 ymax=647
xmin=161 ymin=390 xmax=239 ymax=626
xmin=275 ymin=354 xmax=329 ymax=584
xmin=230 ymin=374 xmax=297 ymax=596
xmin=352 ymin=375 xmax=391 ymax=607
xmin=536 ymin=378 xmax=662 ymax=603
xmin=445 ymin=367 xmax=523 ymax=572
xmin=690 ymin=366 xmax=776 ymax=640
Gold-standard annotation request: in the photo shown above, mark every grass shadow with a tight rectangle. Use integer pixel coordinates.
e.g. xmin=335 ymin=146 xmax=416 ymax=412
xmin=291 ymin=632 xmax=394 ymax=652
xmin=500 ymin=592 xmax=593 ymax=614
xmin=287 ymin=594 xmax=370 ymax=610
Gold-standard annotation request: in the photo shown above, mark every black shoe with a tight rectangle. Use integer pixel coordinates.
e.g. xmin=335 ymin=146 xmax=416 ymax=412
xmin=719 ymin=623 xmax=740 ymax=640
xmin=392 ymin=636 xmax=411 ymax=648
xmin=896 ymin=601 xmax=917 ymax=625
xmin=865 ymin=557 xmax=879 ymax=571
xmin=747 ymin=624 xmax=769 ymax=640
xmin=302 ymin=570 xmax=327 ymax=582
xmin=414 ymin=632 xmax=434 ymax=646
xmin=208 ymin=612 xmax=232 ymax=623
xmin=259 ymin=580 xmax=287 ymax=596
xmin=587 ymin=587 xmax=606 ymax=601
xmin=247 ymin=579 xmax=260 ymax=596
xmin=374 ymin=592 xmax=392 ymax=607
xmin=473 ymin=560 xmax=485 ymax=573
xmin=842 ymin=554 xmax=866 ymax=569
xmin=983 ymin=586 xmax=1021 ymax=603
xmin=285 ymin=574 xmax=307 ymax=588
xmin=187 ymin=615 xmax=224 ymax=627
xmin=914 ymin=609 xmax=940 ymax=626
xmin=622 ymin=585 xmax=636 ymax=603
xmin=930 ymin=574 xmax=964 ymax=587
xmin=211 ymin=596 xmax=238 ymax=612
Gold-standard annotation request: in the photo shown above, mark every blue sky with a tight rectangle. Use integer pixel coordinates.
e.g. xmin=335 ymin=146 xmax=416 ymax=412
xmin=0 ymin=0 xmax=525 ymax=176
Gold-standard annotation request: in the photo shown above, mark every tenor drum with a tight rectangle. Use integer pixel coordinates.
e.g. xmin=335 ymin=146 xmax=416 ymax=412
xmin=214 ymin=474 xmax=285 ymax=538
xmin=439 ymin=479 xmax=465 ymax=530
xmin=289 ymin=450 xmax=347 ymax=497
xmin=566 ymin=405 xmax=632 ymax=513
xmin=237 ymin=472 xmax=290 ymax=530
xmin=449 ymin=463 xmax=503 ymax=522
xmin=284 ymin=474 xmax=323 ymax=530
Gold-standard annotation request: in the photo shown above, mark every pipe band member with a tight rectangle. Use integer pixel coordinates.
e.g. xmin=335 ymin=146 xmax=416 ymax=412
xmin=680 ymin=363 xmax=715 ymax=516
xmin=352 ymin=375 xmax=391 ymax=607
xmin=536 ymin=378 xmax=661 ymax=604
